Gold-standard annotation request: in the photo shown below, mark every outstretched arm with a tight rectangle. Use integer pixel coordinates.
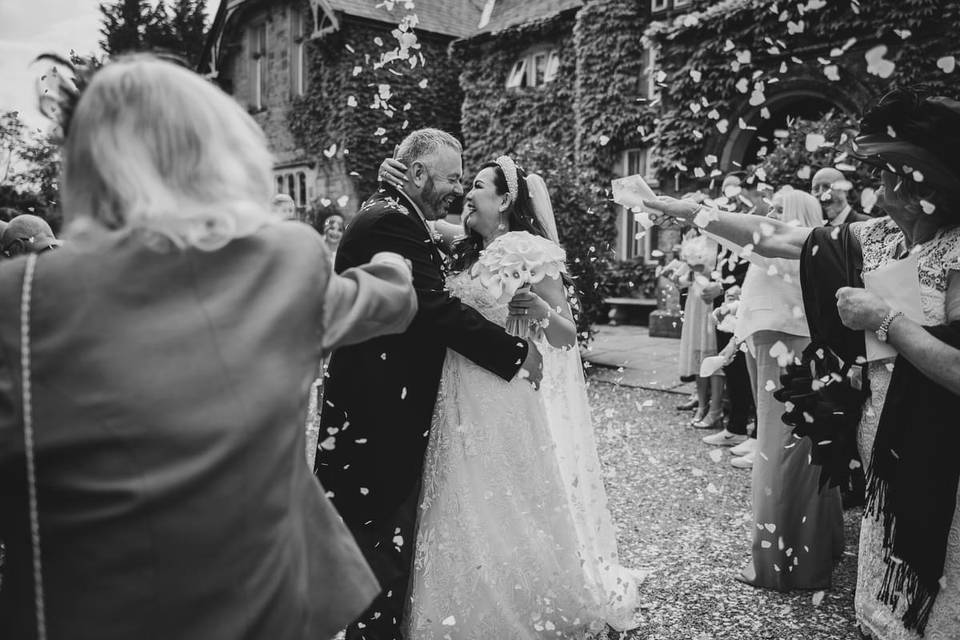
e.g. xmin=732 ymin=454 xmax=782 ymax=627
xmin=322 ymin=252 xmax=417 ymax=352
xmin=644 ymin=196 xmax=812 ymax=259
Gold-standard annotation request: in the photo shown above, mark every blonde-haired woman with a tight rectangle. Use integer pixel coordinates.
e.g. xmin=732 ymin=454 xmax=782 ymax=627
xmin=0 ymin=54 xmax=417 ymax=640
xmin=731 ymin=187 xmax=844 ymax=590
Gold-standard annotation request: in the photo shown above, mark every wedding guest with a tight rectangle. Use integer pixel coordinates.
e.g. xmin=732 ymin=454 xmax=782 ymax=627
xmin=734 ymin=187 xmax=843 ymax=589
xmin=811 ymin=167 xmax=870 ymax=226
xmin=0 ymin=54 xmax=418 ymax=640
xmin=272 ymin=192 xmax=297 ymax=220
xmin=322 ymin=213 xmax=344 ymax=265
xmin=1 ymin=215 xmax=61 ymax=257
xmin=645 ymin=88 xmax=960 ymax=639
xmin=670 ymin=230 xmax=724 ymax=427
xmin=702 ymin=174 xmax=756 ymax=453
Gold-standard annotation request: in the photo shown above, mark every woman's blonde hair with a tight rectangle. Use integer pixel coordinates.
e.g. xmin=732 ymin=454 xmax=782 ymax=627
xmin=774 ymin=187 xmax=825 ymax=228
xmin=61 ymin=54 xmax=275 ymax=250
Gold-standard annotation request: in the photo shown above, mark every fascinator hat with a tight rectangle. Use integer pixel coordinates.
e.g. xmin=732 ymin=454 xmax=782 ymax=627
xmin=848 ymin=88 xmax=960 ymax=211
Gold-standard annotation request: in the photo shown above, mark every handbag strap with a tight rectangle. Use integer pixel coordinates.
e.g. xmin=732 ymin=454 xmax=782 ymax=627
xmin=20 ymin=252 xmax=47 ymax=640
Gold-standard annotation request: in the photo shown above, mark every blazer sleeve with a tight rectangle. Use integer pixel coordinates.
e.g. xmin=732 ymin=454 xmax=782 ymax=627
xmin=322 ymin=252 xmax=418 ymax=352
xmin=368 ymin=210 xmax=528 ymax=381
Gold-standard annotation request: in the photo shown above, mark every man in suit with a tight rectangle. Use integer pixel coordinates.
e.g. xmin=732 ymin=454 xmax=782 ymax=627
xmin=811 ymin=167 xmax=871 ymax=226
xmin=315 ymin=128 xmax=543 ymax=640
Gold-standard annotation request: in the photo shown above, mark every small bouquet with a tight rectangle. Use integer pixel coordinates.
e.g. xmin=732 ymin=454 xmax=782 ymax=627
xmin=471 ymin=231 xmax=566 ymax=337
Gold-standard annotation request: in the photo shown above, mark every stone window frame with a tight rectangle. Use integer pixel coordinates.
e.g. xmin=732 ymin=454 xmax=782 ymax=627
xmin=505 ymin=46 xmax=561 ymax=89
xmin=290 ymin=6 xmax=308 ymax=98
xmin=650 ymin=0 xmax=669 ymax=12
xmin=274 ymin=165 xmax=316 ymax=217
xmin=249 ymin=21 xmax=268 ymax=111
xmin=639 ymin=45 xmax=660 ymax=101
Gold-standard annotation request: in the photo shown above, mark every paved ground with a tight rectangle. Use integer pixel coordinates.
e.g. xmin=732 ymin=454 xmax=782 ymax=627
xmin=582 ymin=325 xmax=694 ymax=395
xmin=583 ymin=325 xmax=859 ymax=639
xmin=309 ymin=325 xmax=861 ymax=638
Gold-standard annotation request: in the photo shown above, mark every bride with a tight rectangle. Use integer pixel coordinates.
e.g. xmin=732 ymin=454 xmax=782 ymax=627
xmin=379 ymin=156 xmax=642 ymax=638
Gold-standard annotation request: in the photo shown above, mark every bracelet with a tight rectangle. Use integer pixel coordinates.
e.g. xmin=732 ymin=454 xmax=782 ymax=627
xmin=875 ymin=309 xmax=904 ymax=343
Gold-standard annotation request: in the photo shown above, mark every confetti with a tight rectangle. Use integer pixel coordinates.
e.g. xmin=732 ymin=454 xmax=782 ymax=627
xmin=937 ymin=56 xmax=957 ymax=74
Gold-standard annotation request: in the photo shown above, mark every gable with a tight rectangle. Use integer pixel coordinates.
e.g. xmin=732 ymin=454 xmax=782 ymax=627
xmin=476 ymin=0 xmax=583 ymax=34
xmin=325 ymin=0 xmax=482 ymax=38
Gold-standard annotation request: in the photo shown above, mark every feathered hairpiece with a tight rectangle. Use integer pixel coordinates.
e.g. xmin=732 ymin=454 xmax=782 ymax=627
xmin=34 ymin=52 xmax=190 ymax=143
xmin=495 ymin=155 xmax=520 ymax=204
xmin=34 ymin=53 xmax=100 ymax=142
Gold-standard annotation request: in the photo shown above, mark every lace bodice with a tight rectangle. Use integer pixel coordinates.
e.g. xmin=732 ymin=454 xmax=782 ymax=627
xmin=852 ymin=216 xmax=960 ymax=640
xmin=445 ymin=270 xmax=509 ymax=327
xmin=853 ymin=216 xmax=960 ymax=325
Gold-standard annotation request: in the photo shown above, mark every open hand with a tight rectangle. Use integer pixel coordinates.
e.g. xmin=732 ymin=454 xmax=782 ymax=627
xmin=508 ymin=286 xmax=550 ymax=322
xmin=642 ymin=196 xmax=701 ymax=225
xmin=379 ymin=157 xmax=408 ymax=190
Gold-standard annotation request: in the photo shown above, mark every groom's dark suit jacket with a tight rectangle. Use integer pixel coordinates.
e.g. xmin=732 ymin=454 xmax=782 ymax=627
xmin=315 ymin=186 xmax=527 ymax=585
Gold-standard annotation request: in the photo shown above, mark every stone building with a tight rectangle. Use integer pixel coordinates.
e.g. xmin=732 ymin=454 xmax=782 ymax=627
xmin=201 ymin=0 xmax=477 ymax=221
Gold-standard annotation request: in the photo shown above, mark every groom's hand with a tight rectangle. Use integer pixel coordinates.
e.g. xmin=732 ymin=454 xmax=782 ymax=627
xmin=519 ymin=339 xmax=543 ymax=390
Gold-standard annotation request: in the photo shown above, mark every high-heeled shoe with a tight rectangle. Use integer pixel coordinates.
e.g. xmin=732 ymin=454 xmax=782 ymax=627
xmin=691 ymin=413 xmax=723 ymax=429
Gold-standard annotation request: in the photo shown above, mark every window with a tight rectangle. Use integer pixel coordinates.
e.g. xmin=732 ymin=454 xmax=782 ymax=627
xmin=618 ymin=149 xmax=660 ymax=261
xmin=651 ymin=0 xmax=669 ymax=12
xmin=290 ymin=7 xmax=308 ymax=97
xmin=274 ymin=165 xmax=317 ymax=219
xmin=674 ymin=0 xmax=692 ymax=7
xmin=249 ymin=22 xmax=267 ymax=110
xmin=506 ymin=48 xmax=560 ymax=89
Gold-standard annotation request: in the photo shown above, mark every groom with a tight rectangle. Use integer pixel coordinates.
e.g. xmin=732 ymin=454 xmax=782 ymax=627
xmin=315 ymin=128 xmax=543 ymax=639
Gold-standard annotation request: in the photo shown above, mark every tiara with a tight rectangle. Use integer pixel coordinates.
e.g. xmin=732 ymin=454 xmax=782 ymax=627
xmin=495 ymin=155 xmax=519 ymax=204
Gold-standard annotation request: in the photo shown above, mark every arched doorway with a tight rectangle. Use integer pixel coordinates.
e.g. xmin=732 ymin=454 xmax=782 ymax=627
xmin=720 ymin=84 xmax=858 ymax=170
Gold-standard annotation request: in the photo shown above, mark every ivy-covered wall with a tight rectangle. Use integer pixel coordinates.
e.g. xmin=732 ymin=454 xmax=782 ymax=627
xmin=453 ymin=0 xmax=664 ymax=338
xmin=288 ymin=18 xmax=463 ymax=210
xmin=646 ymin=0 xmax=960 ymax=188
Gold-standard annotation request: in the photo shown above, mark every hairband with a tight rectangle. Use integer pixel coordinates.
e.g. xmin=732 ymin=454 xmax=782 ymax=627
xmin=495 ymin=155 xmax=519 ymax=204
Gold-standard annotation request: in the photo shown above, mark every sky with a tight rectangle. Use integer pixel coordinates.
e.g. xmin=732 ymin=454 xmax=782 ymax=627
xmin=0 ymin=0 xmax=106 ymax=132
xmin=0 ymin=0 xmax=214 ymax=133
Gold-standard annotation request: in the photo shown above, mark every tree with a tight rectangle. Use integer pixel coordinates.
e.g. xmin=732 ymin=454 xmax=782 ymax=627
xmin=99 ymin=0 xmax=208 ymax=65
xmin=99 ymin=0 xmax=160 ymax=55
xmin=0 ymin=110 xmax=62 ymax=230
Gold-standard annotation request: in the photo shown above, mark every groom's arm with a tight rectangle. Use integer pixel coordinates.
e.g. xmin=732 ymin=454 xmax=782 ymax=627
xmin=367 ymin=211 xmax=528 ymax=381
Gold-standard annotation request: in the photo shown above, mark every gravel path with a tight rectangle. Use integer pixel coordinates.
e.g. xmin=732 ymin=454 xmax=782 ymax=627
xmin=589 ymin=375 xmax=861 ymax=640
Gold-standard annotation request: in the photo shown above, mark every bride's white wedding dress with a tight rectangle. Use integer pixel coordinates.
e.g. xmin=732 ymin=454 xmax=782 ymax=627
xmin=406 ymin=266 xmax=641 ymax=639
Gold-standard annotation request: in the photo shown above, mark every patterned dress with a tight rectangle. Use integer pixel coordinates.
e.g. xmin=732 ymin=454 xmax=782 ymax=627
xmin=406 ymin=265 xmax=640 ymax=639
xmin=853 ymin=216 xmax=960 ymax=639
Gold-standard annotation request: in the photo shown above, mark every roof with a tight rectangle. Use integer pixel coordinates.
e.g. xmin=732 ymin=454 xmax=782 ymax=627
xmin=326 ymin=0 xmax=484 ymax=39
xmin=475 ymin=0 xmax=583 ymax=35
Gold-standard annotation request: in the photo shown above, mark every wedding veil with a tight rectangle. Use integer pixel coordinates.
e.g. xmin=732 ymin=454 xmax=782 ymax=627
xmin=526 ymin=174 xmax=560 ymax=245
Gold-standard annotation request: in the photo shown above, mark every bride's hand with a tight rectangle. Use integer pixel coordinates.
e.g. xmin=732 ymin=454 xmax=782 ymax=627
xmin=378 ymin=158 xmax=408 ymax=190
xmin=508 ymin=286 xmax=550 ymax=321
xmin=643 ymin=196 xmax=701 ymax=225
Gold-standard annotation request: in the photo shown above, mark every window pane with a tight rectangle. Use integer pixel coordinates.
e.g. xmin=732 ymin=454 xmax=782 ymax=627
xmin=544 ymin=51 xmax=560 ymax=83
xmin=532 ymin=53 xmax=547 ymax=87
xmin=506 ymin=58 xmax=527 ymax=88
xmin=277 ymin=176 xmax=284 ymax=193
xmin=298 ymin=172 xmax=307 ymax=206
xmin=287 ymin=174 xmax=295 ymax=197
xmin=651 ymin=0 xmax=669 ymax=11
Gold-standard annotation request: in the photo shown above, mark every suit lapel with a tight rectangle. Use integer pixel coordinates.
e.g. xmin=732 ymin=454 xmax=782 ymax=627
xmin=383 ymin=186 xmax=448 ymax=278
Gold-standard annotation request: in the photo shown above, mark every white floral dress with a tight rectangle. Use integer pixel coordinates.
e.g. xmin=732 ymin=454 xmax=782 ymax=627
xmin=853 ymin=216 xmax=960 ymax=640
xmin=406 ymin=267 xmax=640 ymax=639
